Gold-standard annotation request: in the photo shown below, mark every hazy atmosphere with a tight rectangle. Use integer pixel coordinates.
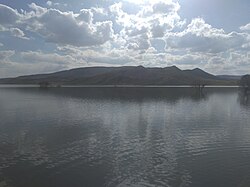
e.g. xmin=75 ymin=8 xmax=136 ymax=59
xmin=0 ymin=0 xmax=250 ymax=78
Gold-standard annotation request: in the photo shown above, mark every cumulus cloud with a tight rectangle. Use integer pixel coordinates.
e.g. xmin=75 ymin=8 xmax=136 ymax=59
xmin=126 ymin=33 xmax=151 ymax=51
xmin=110 ymin=0 xmax=183 ymax=51
xmin=240 ymin=23 xmax=250 ymax=31
xmin=0 ymin=1 xmax=250 ymax=77
xmin=77 ymin=9 xmax=93 ymax=23
xmin=152 ymin=1 xmax=180 ymax=14
xmin=46 ymin=1 xmax=52 ymax=7
xmin=20 ymin=51 xmax=76 ymax=65
xmin=0 ymin=50 xmax=15 ymax=61
xmin=165 ymin=18 xmax=247 ymax=53
xmin=0 ymin=51 xmax=77 ymax=78
xmin=0 ymin=3 xmax=114 ymax=47
xmin=9 ymin=27 xmax=29 ymax=39
xmin=57 ymin=45 xmax=136 ymax=66
xmin=151 ymin=21 xmax=171 ymax=38
xmin=46 ymin=1 xmax=67 ymax=9
xmin=0 ymin=4 xmax=20 ymax=25
xmin=0 ymin=50 xmax=16 ymax=78
xmin=28 ymin=4 xmax=114 ymax=46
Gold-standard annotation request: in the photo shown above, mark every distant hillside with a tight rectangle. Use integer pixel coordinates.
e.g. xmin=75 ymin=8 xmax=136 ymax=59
xmin=0 ymin=66 xmax=239 ymax=85
xmin=184 ymin=68 xmax=219 ymax=80
xmin=217 ymin=75 xmax=242 ymax=80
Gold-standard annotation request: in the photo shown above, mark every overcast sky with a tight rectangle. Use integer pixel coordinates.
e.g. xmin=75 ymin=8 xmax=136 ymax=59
xmin=0 ymin=0 xmax=250 ymax=78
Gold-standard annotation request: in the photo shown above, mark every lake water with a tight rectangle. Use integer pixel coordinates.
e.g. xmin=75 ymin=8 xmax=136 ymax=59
xmin=0 ymin=87 xmax=250 ymax=187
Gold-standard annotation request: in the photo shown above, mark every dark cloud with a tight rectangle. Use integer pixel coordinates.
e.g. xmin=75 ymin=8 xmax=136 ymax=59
xmin=26 ymin=4 xmax=114 ymax=47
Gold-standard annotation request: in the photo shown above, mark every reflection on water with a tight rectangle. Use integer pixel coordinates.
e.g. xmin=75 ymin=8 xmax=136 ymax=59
xmin=238 ymin=90 xmax=250 ymax=107
xmin=0 ymin=87 xmax=250 ymax=187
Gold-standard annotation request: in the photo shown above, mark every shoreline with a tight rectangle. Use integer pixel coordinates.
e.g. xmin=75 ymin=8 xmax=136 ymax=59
xmin=0 ymin=84 xmax=240 ymax=88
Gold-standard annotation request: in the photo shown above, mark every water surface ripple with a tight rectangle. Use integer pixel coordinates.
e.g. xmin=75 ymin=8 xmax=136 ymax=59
xmin=0 ymin=87 xmax=250 ymax=187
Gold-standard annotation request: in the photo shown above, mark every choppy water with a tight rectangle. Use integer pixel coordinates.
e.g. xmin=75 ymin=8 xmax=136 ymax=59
xmin=0 ymin=87 xmax=250 ymax=187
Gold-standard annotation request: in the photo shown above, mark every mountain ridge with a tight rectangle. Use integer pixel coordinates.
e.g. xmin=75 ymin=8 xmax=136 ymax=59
xmin=0 ymin=66 xmax=240 ymax=85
